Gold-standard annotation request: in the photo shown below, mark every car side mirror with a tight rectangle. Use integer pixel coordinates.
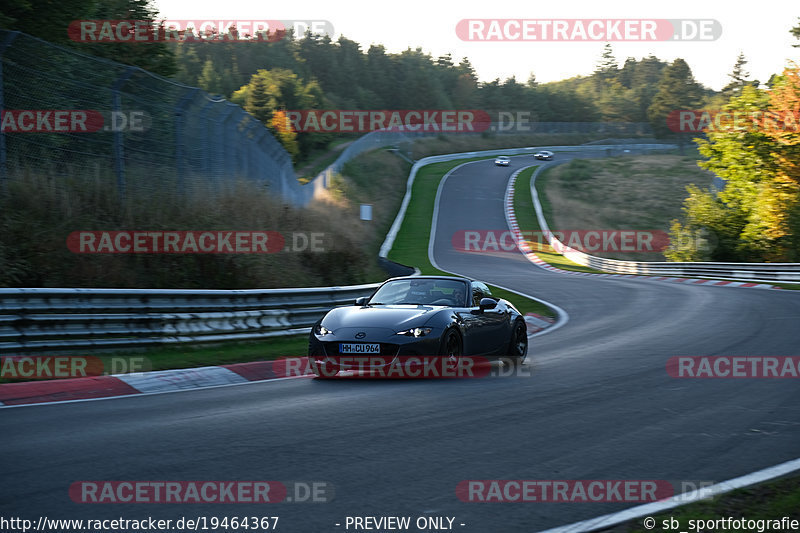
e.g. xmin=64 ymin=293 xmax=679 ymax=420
xmin=478 ymin=298 xmax=497 ymax=311
xmin=355 ymin=297 xmax=368 ymax=306
xmin=472 ymin=298 xmax=497 ymax=315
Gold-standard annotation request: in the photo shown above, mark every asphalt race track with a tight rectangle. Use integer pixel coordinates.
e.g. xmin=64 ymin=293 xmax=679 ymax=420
xmin=4 ymin=152 xmax=800 ymax=532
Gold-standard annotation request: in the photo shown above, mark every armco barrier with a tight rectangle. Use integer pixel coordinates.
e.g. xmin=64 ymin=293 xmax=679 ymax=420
xmin=0 ymin=285 xmax=378 ymax=355
xmin=311 ymin=123 xmax=653 ymax=190
xmin=4 ymin=144 xmax=797 ymax=356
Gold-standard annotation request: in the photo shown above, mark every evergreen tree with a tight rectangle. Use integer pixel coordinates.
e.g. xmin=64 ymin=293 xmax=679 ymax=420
xmin=721 ymin=52 xmax=751 ymax=99
xmin=594 ymin=43 xmax=618 ymax=89
xmin=647 ymin=58 xmax=704 ymax=138
xmin=198 ymin=59 xmax=223 ymax=95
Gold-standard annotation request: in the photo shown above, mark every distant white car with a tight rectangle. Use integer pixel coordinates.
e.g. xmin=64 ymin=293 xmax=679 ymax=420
xmin=494 ymin=156 xmax=511 ymax=166
xmin=534 ymin=151 xmax=554 ymax=161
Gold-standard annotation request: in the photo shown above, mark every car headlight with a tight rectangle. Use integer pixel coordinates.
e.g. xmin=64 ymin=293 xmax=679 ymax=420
xmin=397 ymin=327 xmax=433 ymax=337
xmin=315 ymin=324 xmax=333 ymax=336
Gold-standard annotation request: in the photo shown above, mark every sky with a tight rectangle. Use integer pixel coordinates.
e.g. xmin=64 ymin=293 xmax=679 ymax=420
xmin=152 ymin=0 xmax=799 ymax=91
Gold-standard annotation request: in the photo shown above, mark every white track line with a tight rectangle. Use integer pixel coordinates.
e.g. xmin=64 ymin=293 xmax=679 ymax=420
xmin=536 ymin=457 xmax=800 ymax=533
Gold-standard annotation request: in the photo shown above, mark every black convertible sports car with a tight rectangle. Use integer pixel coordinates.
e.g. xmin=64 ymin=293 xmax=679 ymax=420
xmin=308 ymin=275 xmax=528 ymax=377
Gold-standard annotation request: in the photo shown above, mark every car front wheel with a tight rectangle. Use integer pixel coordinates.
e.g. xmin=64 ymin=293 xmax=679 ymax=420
xmin=506 ymin=319 xmax=528 ymax=366
xmin=440 ymin=329 xmax=462 ymax=362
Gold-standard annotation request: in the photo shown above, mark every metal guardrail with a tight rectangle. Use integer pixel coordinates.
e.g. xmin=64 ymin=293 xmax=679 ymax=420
xmin=0 ymin=285 xmax=378 ymax=354
xmin=525 ymin=165 xmax=800 ymax=284
xmin=4 ymin=143 xmax=796 ymax=356
xmin=310 ymin=124 xmax=656 ymax=197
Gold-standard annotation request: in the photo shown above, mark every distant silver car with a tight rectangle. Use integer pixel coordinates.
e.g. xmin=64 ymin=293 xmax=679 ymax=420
xmin=534 ymin=151 xmax=554 ymax=161
xmin=494 ymin=156 xmax=511 ymax=166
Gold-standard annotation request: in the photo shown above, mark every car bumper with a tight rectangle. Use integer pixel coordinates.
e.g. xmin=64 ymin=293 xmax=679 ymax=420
xmin=308 ymin=332 xmax=444 ymax=372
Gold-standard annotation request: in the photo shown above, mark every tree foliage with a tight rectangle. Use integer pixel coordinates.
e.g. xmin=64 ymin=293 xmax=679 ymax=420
xmin=0 ymin=0 xmax=176 ymax=76
xmin=667 ymin=66 xmax=800 ymax=262
xmin=233 ymin=68 xmax=327 ymax=159
xmin=647 ymin=58 xmax=704 ymax=138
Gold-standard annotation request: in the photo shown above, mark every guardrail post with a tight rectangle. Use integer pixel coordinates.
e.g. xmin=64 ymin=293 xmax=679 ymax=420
xmin=251 ymin=129 xmax=267 ymax=185
xmin=242 ymin=119 xmax=260 ymax=181
xmin=199 ymin=100 xmax=217 ymax=183
xmin=218 ymin=107 xmax=235 ymax=186
xmin=112 ymin=67 xmax=136 ymax=202
xmin=0 ymin=31 xmax=20 ymax=195
xmin=174 ymin=88 xmax=199 ymax=197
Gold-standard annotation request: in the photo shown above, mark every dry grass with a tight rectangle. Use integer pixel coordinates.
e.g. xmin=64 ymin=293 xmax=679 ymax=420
xmin=0 ymin=167 xmax=384 ymax=288
xmin=542 ymin=155 xmax=715 ymax=261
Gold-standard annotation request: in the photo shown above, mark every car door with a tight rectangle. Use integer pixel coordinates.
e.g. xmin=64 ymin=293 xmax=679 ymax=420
xmin=462 ymin=282 xmax=509 ymax=356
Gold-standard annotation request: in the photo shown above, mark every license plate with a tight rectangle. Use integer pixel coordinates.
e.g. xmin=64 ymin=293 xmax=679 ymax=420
xmin=340 ymin=343 xmax=381 ymax=354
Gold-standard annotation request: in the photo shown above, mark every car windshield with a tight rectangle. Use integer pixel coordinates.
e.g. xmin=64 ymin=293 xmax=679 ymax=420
xmin=369 ymin=279 xmax=467 ymax=307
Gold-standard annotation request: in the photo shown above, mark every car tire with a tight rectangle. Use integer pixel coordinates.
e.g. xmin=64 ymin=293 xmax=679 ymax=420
xmin=440 ymin=329 xmax=462 ymax=359
xmin=506 ymin=319 xmax=528 ymax=366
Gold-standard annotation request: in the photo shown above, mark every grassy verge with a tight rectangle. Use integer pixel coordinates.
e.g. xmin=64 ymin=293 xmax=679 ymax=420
xmin=514 ymin=166 xmax=607 ymax=275
xmin=388 ymin=158 xmax=558 ymax=318
xmin=606 ymin=473 xmax=800 ymax=532
xmin=541 ymin=154 xmax=713 ymax=262
xmin=339 ymin=148 xmax=414 ymax=262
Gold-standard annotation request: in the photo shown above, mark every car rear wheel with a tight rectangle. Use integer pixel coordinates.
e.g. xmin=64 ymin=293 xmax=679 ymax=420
xmin=506 ymin=320 xmax=528 ymax=366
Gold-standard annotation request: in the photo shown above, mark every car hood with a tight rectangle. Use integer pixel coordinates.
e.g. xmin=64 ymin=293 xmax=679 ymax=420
xmin=321 ymin=304 xmax=442 ymax=332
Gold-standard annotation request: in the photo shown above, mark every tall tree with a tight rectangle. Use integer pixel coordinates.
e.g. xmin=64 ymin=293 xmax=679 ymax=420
xmin=198 ymin=59 xmax=223 ymax=95
xmin=647 ymin=58 xmax=704 ymax=138
xmin=234 ymin=68 xmax=326 ymax=159
xmin=752 ymin=67 xmax=800 ymax=259
xmin=721 ymin=52 xmax=752 ymax=99
xmin=1 ymin=0 xmax=176 ymax=75
xmin=594 ymin=43 xmax=618 ymax=89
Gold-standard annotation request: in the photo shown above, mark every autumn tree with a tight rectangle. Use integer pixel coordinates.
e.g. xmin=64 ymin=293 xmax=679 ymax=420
xmin=667 ymin=68 xmax=800 ymax=262
xmin=232 ymin=68 xmax=327 ymax=159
